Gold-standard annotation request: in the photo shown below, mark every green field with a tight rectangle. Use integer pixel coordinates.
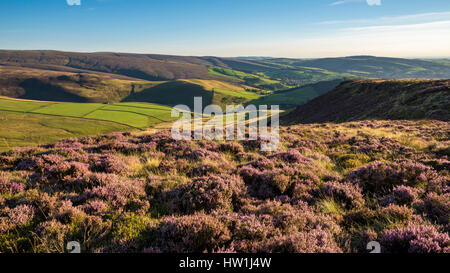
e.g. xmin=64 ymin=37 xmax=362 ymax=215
xmin=0 ymin=111 xmax=129 ymax=152
xmin=249 ymin=79 xmax=344 ymax=109
xmin=208 ymin=67 xmax=289 ymax=90
xmin=31 ymin=103 xmax=105 ymax=117
xmin=0 ymin=97 xmax=175 ymax=128
xmin=0 ymin=97 xmax=179 ymax=151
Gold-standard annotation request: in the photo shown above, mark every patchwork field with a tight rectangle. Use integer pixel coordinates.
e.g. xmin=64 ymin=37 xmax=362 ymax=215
xmin=0 ymin=97 xmax=177 ymax=151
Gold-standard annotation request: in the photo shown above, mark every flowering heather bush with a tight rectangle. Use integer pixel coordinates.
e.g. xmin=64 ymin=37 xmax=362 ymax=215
xmin=0 ymin=204 xmax=35 ymax=231
xmin=164 ymin=175 xmax=247 ymax=214
xmin=219 ymin=142 xmax=245 ymax=154
xmin=418 ymin=193 xmax=450 ymax=229
xmin=348 ymin=160 xmax=438 ymax=194
xmin=147 ymin=214 xmax=231 ymax=253
xmin=184 ymin=148 xmax=223 ymax=161
xmin=321 ymin=181 xmax=365 ymax=209
xmin=90 ymin=154 xmax=130 ymax=174
xmin=34 ymin=220 xmax=72 ymax=253
xmin=261 ymin=229 xmax=342 ymax=253
xmin=0 ymin=176 xmax=25 ymax=194
xmin=0 ymin=120 xmax=449 ymax=253
xmin=381 ymin=186 xmax=422 ymax=206
xmin=380 ymin=224 xmax=450 ymax=253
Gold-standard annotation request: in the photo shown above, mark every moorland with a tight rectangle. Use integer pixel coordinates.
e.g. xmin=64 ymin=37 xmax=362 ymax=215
xmin=0 ymin=50 xmax=448 ymax=253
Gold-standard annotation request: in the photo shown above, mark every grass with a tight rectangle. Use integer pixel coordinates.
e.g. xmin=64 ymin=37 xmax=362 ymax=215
xmin=208 ymin=67 xmax=287 ymax=90
xmin=0 ymin=98 xmax=52 ymax=112
xmin=84 ymin=110 xmax=156 ymax=128
xmin=0 ymin=97 xmax=177 ymax=151
xmin=250 ymin=79 xmax=343 ymax=109
xmin=0 ymin=97 xmax=174 ymax=128
xmin=31 ymin=103 xmax=105 ymax=117
xmin=0 ymin=111 xmax=129 ymax=152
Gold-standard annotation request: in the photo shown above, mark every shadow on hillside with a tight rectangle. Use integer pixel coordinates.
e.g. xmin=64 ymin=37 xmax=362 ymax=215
xmin=19 ymin=78 xmax=89 ymax=102
xmin=123 ymin=81 xmax=213 ymax=110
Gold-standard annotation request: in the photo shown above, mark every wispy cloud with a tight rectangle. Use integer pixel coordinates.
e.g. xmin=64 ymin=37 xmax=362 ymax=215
xmin=344 ymin=20 xmax=450 ymax=32
xmin=319 ymin=11 xmax=450 ymax=25
xmin=67 ymin=0 xmax=81 ymax=6
xmin=330 ymin=0 xmax=381 ymax=6
xmin=366 ymin=0 xmax=381 ymax=6
xmin=330 ymin=1 xmax=347 ymax=6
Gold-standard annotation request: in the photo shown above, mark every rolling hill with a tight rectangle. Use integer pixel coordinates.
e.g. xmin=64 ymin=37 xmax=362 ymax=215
xmin=0 ymin=65 xmax=264 ymax=107
xmin=2 ymin=50 xmax=450 ymax=91
xmin=281 ymin=79 xmax=450 ymax=124
xmin=249 ymin=79 xmax=344 ymax=109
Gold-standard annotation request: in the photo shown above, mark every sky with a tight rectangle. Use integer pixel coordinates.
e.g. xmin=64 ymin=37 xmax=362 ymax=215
xmin=1 ymin=0 xmax=450 ymax=58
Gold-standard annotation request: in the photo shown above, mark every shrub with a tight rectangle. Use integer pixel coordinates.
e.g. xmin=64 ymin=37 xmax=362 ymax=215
xmin=148 ymin=214 xmax=231 ymax=253
xmin=380 ymin=224 xmax=450 ymax=253
xmin=90 ymin=154 xmax=129 ymax=174
xmin=348 ymin=161 xmax=437 ymax=195
xmin=0 ymin=205 xmax=35 ymax=232
xmin=165 ymin=175 xmax=247 ymax=214
xmin=261 ymin=229 xmax=342 ymax=253
xmin=184 ymin=148 xmax=223 ymax=161
xmin=219 ymin=142 xmax=244 ymax=154
xmin=321 ymin=181 xmax=365 ymax=209
xmin=381 ymin=186 xmax=422 ymax=206
xmin=0 ymin=176 xmax=25 ymax=194
xmin=418 ymin=193 xmax=449 ymax=229
xmin=82 ymin=199 xmax=109 ymax=215
xmin=34 ymin=220 xmax=72 ymax=253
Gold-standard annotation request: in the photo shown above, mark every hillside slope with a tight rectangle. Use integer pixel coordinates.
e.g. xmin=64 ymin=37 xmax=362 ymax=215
xmin=282 ymin=79 xmax=450 ymax=124
xmin=250 ymin=79 xmax=343 ymax=109
xmin=0 ymin=65 xmax=157 ymax=103
xmin=0 ymin=65 xmax=262 ymax=106
xmin=2 ymin=51 xmax=450 ymax=89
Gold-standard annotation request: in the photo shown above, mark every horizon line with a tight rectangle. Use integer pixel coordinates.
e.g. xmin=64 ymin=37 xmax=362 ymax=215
xmin=0 ymin=48 xmax=449 ymax=60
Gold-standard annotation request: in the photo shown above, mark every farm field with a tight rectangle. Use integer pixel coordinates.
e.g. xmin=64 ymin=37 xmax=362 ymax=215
xmin=0 ymin=111 xmax=129 ymax=152
xmin=0 ymin=97 xmax=177 ymax=151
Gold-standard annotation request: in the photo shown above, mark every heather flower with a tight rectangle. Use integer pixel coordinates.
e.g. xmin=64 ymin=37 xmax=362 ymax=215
xmin=90 ymin=154 xmax=130 ymax=174
xmin=381 ymin=186 xmax=422 ymax=206
xmin=261 ymin=229 xmax=342 ymax=253
xmin=83 ymin=177 xmax=146 ymax=208
xmin=219 ymin=142 xmax=244 ymax=154
xmin=321 ymin=181 xmax=365 ymax=209
xmin=348 ymin=161 xmax=438 ymax=194
xmin=6 ymin=204 xmax=35 ymax=226
xmin=184 ymin=148 xmax=223 ymax=161
xmin=148 ymin=214 xmax=231 ymax=253
xmin=0 ymin=176 xmax=25 ymax=194
xmin=380 ymin=224 xmax=450 ymax=253
xmin=82 ymin=199 xmax=109 ymax=215
xmin=46 ymin=161 xmax=90 ymax=180
xmin=418 ymin=193 xmax=449 ymax=228
xmin=51 ymin=200 xmax=85 ymax=224
xmin=165 ymin=175 xmax=247 ymax=214
xmin=269 ymin=149 xmax=310 ymax=164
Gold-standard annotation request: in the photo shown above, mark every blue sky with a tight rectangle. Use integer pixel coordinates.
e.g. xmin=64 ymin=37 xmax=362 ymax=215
xmin=1 ymin=0 xmax=450 ymax=57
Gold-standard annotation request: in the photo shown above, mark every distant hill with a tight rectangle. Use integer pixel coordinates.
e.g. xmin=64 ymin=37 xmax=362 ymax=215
xmin=281 ymin=79 xmax=450 ymax=124
xmin=0 ymin=65 xmax=157 ymax=103
xmin=249 ymin=79 xmax=344 ymax=109
xmin=1 ymin=50 xmax=450 ymax=89
xmin=1 ymin=51 xmax=450 ymax=109
xmin=0 ymin=65 xmax=265 ymax=106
